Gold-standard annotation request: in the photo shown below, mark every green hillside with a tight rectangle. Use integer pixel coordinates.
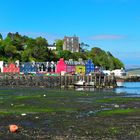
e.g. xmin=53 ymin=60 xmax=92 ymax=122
xmin=0 ymin=32 xmax=124 ymax=70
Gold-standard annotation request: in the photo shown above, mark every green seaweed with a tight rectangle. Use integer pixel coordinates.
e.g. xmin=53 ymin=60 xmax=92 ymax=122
xmin=107 ymin=127 xmax=121 ymax=136
xmin=15 ymin=95 xmax=42 ymax=100
xmin=96 ymin=97 xmax=140 ymax=103
xmin=97 ymin=108 xmax=140 ymax=116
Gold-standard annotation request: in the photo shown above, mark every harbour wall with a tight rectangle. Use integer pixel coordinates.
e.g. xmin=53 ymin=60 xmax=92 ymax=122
xmin=0 ymin=73 xmax=117 ymax=88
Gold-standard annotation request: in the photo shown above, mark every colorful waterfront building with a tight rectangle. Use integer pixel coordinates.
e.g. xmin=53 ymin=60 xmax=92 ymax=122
xmin=56 ymin=58 xmax=67 ymax=73
xmin=3 ymin=63 xmax=20 ymax=73
xmin=36 ymin=62 xmax=56 ymax=73
xmin=75 ymin=59 xmax=85 ymax=74
xmin=0 ymin=61 xmax=4 ymax=72
xmin=20 ymin=62 xmax=37 ymax=74
xmin=65 ymin=59 xmax=76 ymax=74
xmin=85 ymin=59 xmax=94 ymax=74
xmin=36 ymin=62 xmax=47 ymax=73
xmin=0 ymin=59 xmax=95 ymax=75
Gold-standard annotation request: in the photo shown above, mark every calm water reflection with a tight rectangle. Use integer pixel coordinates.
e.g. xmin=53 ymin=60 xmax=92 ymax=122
xmin=115 ymin=82 xmax=140 ymax=95
xmin=75 ymin=82 xmax=140 ymax=95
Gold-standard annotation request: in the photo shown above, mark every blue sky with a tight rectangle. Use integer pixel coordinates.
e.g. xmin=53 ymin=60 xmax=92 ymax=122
xmin=0 ymin=0 xmax=140 ymax=68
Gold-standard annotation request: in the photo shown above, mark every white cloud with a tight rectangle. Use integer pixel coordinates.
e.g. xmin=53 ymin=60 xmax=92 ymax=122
xmin=90 ymin=34 xmax=125 ymax=40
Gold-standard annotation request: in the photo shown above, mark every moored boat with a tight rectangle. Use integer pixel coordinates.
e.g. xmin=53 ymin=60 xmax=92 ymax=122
xmin=117 ymin=82 xmax=124 ymax=87
xmin=74 ymin=80 xmax=95 ymax=87
xmin=74 ymin=80 xmax=85 ymax=86
xmin=116 ymin=78 xmax=125 ymax=87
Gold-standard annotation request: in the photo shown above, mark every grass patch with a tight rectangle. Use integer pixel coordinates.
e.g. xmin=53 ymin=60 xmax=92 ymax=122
xmin=96 ymin=97 xmax=140 ymax=103
xmin=107 ymin=127 xmax=121 ymax=136
xmin=97 ymin=108 xmax=140 ymax=116
xmin=15 ymin=95 xmax=42 ymax=100
xmin=0 ymin=107 xmax=78 ymax=115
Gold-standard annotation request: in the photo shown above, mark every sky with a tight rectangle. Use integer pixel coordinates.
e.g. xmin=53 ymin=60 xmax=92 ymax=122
xmin=0 ymin=0 xmax=140 ymax=69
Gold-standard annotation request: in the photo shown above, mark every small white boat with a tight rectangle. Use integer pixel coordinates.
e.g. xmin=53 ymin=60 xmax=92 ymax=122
xmin=74 ymin=80 xmax=94 ymax=87
xmin=74 ymin=80 xmax=85 ymax=86
xmin=117 ymin=82 xmax=124 ymax=87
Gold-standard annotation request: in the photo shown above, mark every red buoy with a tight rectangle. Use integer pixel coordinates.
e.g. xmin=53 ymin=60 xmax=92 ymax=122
xmin=9 ymin=124 xmax=18 ymax=133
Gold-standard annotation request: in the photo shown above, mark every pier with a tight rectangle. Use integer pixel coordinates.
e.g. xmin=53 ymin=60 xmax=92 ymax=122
xmin=0 ymin=73 xmax=117 ymax=88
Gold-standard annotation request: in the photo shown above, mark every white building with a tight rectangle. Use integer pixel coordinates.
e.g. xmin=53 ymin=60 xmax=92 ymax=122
xmin=102 ymin=70 xmax=111 ymax=75
xmin=48 ymin=44 xmax=56 ymax=50
xmin=111 ymin=68 xmax=126 ymax=77
xmin=0 ymin=61 xmax=3 ymax=72
xmin=103 ymin=68 xmax=126 ymax=77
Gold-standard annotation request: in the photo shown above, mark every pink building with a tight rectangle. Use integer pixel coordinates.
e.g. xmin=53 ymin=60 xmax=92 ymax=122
xmin=56 ymin=58 xmax=67 ymax=73
xmin=56 ymin=58 xmax=76 ymax=74
xmin=65 ymin=60 xmax=76 ymax=74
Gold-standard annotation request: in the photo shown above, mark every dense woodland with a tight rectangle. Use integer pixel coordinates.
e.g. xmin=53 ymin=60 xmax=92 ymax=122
xmin=0 ymin=32 xmax=124 ymax=70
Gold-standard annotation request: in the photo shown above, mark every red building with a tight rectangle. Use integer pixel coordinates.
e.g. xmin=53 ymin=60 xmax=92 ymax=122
xmin=3 ymin=63 xmax=20 ymax=73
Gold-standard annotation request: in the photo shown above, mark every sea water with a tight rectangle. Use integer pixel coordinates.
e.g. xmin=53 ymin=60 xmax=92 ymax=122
xmin=115 ymin=82 xmax=140 ymax=95
xmin=75 ymin=82 xmax=140 ymax=96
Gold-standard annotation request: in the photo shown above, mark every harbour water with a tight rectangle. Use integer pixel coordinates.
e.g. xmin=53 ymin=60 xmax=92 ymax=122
xmin=76 ymin=82 xmax=140 ymax=96
xmin=115 ymin=82 xmax=140 ymax=95
xmin=114 ymin=82 xmax=140 ymax=96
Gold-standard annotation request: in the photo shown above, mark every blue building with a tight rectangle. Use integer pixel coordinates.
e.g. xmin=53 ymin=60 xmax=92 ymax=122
xmin=20 ymin=62 xmax=37 ymax=74
xmin=85 ymin=59 xmax=94 ymax=74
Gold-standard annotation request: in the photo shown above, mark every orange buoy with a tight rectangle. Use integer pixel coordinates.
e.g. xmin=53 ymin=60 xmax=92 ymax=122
xmin=9 ymin=124 xmax=18 ymax=133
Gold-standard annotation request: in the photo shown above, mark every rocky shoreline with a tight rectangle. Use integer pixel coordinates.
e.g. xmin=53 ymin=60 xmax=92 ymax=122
xmin=0 ymin=88 xmax=139 ymax=140
xmin=116 ymin=75 xmax=140 ymax=82
xmin=124 ymin=76 xmax=140 ymax=82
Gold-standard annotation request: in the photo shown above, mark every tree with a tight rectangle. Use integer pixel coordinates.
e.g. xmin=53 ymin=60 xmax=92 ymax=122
xmin=0 ymin=45 xmax=5 ymax=58
xmin=113 ymin=58 xmax=124 ymax=69
xmin=21 ymin=50 xmax=31 ymax=62
xmin=31 ymin=45 xmax=49 ymax=61
xmin=35 ymin=37 xmax=48 ymax=47
xmin=55 ymin=39 xmax=63 ymax=51
xmin=4 ymin=45 xmax=17 ymax=61
xmin=0 ymin=33 xmax=3 ymax=40
xmin=80 ymin=42 xmax=90 ymax=52
xmin=70 ymin=52 xmax=87 ymax=60
xmin=88 ymin=47 xmax=124 ymax=70
xmin=57 ymin=50 xmax=72 ymax=60
xmin=28 ymin=37 xmax=49 ymax=61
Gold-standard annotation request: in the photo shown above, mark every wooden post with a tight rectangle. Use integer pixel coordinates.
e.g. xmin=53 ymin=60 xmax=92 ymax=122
xmin=95 ymin=74 xmax=97 ymax=87
xmin=99 ymin=75 xmax=101 ymax=86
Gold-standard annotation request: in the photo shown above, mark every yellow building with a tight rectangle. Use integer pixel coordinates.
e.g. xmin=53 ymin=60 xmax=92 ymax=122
xmin=75 ymin=65 xmax=85 ymax=74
